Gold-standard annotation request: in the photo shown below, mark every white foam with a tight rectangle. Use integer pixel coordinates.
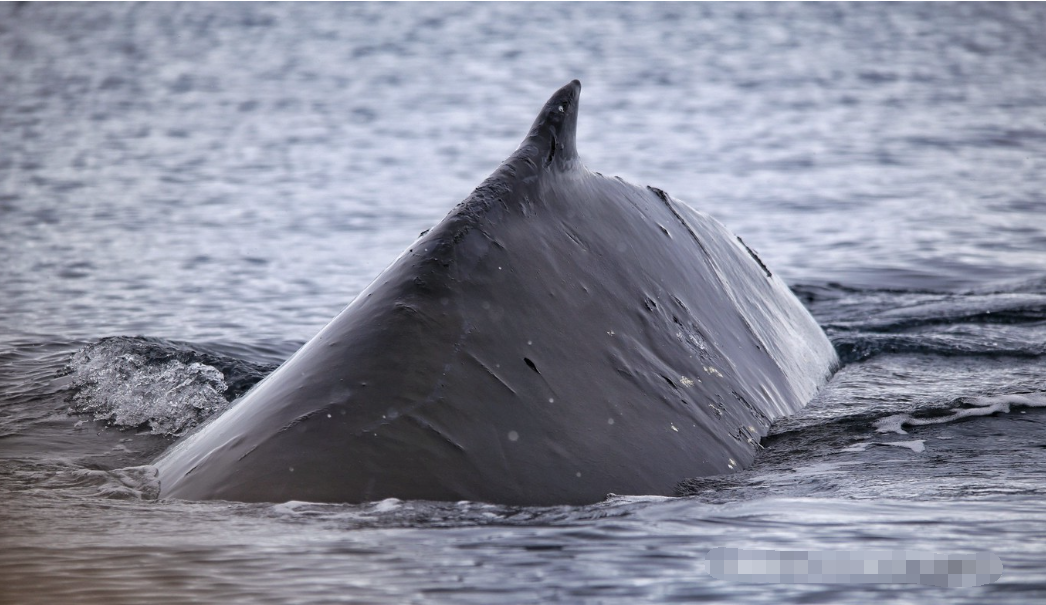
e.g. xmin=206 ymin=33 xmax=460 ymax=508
xmin=371 ymin=498 xmax=402 ymax=513
xmin=840 ymin=443 xmax=870 ymax=453
xmin=69 ymin=341 xmax=230 ymax=436
xmin=874 ymin=415 xmax=909 ymax=435
xmin=601 ymin=493 xmax=674 ymax=505
xmin=839 ymin=440 xmax=925 ymax=454
xmin=882 ymin=440 xmax=925 ymax=453
xmin=874 ymin=392 xmax=1046 ymax=435
xmin=272 ymin=500 xmax=314 ymax=515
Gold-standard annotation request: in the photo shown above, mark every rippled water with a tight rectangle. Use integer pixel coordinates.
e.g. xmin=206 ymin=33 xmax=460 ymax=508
xmin=2 ymin=3 xmax=1046 ymax=604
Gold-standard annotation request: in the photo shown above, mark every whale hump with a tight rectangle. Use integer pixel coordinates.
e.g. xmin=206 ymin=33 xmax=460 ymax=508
xmin=154 ymin=82 xmax=839 ymax=506
xmin=521 ymin=79 xmax=582 ymax=168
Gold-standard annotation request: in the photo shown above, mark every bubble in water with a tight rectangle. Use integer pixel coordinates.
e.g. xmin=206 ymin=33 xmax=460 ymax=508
xmin=68 ymin=339 xmax=230 ymax=436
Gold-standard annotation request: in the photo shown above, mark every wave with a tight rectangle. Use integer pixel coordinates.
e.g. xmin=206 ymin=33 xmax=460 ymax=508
xmin=66 ymin=336 xmax=277 ymax=436
xmin=873 ymin=392 xmax=1046 ymax=435
xmin=676 ymin=391 xmax=1046 ymax=501
xmin=791 ymin=282 xmax=1046 ymax=364
xmin=831 ymin=328 xmax=1046 ymax=364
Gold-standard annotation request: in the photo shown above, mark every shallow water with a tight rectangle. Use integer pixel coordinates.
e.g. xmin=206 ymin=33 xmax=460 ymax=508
xmin=2 ymin=3 xmax=1046 ymax=603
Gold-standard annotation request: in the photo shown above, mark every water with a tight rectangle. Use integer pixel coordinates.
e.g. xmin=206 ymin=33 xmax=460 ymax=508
xmin=2 ymin=3 xmax=1045 ymax=603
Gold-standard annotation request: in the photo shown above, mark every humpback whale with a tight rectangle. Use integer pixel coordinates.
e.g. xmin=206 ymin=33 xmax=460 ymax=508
xmin=155 ymin=80 xmax=838 ymax=506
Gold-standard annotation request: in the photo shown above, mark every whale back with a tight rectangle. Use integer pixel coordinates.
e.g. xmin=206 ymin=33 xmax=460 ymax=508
xmin=155 ymin=81 xmax=838 ymax=505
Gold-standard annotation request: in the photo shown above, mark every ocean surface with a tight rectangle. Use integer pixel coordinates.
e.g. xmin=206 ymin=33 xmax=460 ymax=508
xmin=2 ymin=2 xmax=1045 ymax=603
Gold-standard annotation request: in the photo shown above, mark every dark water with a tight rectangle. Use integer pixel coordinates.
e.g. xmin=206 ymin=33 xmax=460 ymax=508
xmin=2 ymin=3 xmax=1046 ymax=603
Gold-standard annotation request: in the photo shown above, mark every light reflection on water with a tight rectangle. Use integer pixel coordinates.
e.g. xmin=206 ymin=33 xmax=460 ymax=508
xmin=4 ymin=489 xmax=1044 ymax=604
xmin=2 ymin=2 xmax=1044 ymax=344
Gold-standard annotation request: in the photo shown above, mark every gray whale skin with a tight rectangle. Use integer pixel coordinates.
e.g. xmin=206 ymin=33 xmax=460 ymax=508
xmin=155 ymin=80 xmax=839 ymax=506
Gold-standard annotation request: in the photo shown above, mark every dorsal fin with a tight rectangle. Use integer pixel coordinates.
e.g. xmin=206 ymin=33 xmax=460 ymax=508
xmin=521 ymin=80 xmax=581 ymax=169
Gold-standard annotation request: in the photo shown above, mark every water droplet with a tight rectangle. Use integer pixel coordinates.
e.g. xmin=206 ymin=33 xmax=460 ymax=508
xmin=607 ymin=418 xmax=615 ymax=425
xmin=508 ymin=431 xmax=519 ymax=442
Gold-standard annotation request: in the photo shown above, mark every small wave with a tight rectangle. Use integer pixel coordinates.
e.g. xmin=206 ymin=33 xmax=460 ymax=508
xmin=66 ymin=336 xmax=277 ymax=436
xmin=794 ymin=281 xmax=1046 ymax=325
xmin=845 ymin=293 xmax=1046 ymax=332
xmin=874 ymin=393 xmax=1046 ymax=435
xmin=19 ymin=461 xmax=162 ymax=500
xmin=841 ymin=440 xmax=925 ymax=453
xmin=797 ymin=283 xmax=1046 ymax=364
xmin=264 ymin=494 xmax=646 ymax=530
xmin=66 ymin=465 xmax=161 ymax=500
xmin=832 ymin=330 xmax=1046 ymax=364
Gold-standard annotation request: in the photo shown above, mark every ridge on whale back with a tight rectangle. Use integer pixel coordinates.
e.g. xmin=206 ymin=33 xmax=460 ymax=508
xmin=154 ymin=80 xmax=839 ymax=506
xmin=520 ymin=78 xmax=582 ymax=167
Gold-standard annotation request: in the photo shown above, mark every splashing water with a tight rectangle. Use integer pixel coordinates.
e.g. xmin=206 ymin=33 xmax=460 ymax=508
xmin=68 ymin=339 xmax=230 ymax=436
